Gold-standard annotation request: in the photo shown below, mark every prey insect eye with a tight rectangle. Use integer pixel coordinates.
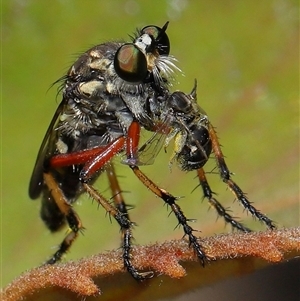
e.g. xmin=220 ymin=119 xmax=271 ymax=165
xmin=114 ymin=43 xmax=148 ymax=82
xmin=141 ymin=22 xmax=170 ymax=55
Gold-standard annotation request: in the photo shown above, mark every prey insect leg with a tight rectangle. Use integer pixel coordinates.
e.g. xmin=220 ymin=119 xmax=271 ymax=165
xmin=208 ymin=123 xmax=276 ymax=229
xmin=43 ymin=172 xmax=83 ymax=263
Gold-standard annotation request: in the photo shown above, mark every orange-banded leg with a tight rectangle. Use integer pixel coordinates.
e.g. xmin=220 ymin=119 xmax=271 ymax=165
xmin=207 ymin=123 xmax=276 ymax=230
xmin=106 ymin=163 xmax=129 ymax=218
xmin=47 ymin=130 xmax=153 ymax=280
xmin=125 ymin=122 xmax=209 ymax=265
xmin=78 ymin=126 xmax=153 ymax=280
xmin=44 ymin=139 xmax=123 ymax=264
xmin=43 ymin=172 xmax=83 ymax=263
xmin=105 ymin=163 xmax=154 ymax=279
xmin=83 ymin=182 xmax=153 ymax=280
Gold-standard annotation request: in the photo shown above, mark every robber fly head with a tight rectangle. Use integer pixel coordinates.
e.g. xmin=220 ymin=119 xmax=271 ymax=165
xmin=114 ymin=22 xmax=180 ymax=87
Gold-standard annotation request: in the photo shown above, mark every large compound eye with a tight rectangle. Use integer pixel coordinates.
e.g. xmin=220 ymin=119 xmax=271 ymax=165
xmin=114 ymin=43 xmax=148 ymax=82
xmin=141 ymin=22 xmax=170 ymax=55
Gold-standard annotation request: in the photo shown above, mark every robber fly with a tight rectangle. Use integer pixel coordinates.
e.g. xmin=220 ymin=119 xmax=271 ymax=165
xmin=29 ymin=22 xmax=183 ymax=280
xmin=29 ymin=22 xmax=275 ymax=281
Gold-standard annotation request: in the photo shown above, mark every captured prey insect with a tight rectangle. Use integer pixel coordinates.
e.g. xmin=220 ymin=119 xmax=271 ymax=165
xmin=29 ymin=22 xmax=275 ymax=281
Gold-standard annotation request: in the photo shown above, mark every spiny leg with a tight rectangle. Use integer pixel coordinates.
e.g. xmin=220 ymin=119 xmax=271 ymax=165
xmin=124 ymin=121 xmax=208 ymax=264
xmin=197 ymin=168 xmax=251 ymax=232
xmin=40 ymin=190 xmax=66 ymax=232
xmin=106 ymin=163 xmax=139 ymax=275
xmin=208 ymin=123 xmax=276 ymax=229
xmin=83 ymin=183 xmax=153 ymax=280
xmin=130 ymin=165 xmax=208 ymax=265
xmin=43 ymin=172 xmax=83 ymax=263
xmin=106 ymin=163 xmax=129 ymax=218
xmin=67 ymin=136 xmax=153 ymax=279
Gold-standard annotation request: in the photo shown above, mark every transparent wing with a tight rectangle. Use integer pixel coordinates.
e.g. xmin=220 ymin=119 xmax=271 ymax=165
xmin=122 ymin=116 xmax=171 ymax=166
xmin=135 ymin=131 xmax=167 ymax=165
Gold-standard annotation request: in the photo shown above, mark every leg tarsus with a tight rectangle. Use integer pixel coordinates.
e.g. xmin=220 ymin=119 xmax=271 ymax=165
xmin=227 ymin=179 xmax=276 ymax=230
xmin=197 ymin=168 xmax=252 ymax=232
xmin=122 ymin=228 xmax=154 ymax=281
xmin=47 ymin=231 xmax=79 ymax=264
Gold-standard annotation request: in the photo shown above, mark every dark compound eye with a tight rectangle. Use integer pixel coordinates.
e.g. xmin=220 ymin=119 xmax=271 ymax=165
xmin=114 ymin=43 xmax=148 ymax=82
xmin=140 ymin=22 xmax=170 ymax=55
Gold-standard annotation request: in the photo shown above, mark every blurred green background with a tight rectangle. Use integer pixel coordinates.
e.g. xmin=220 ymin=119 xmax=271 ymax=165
xmin=2 ymin=0 xmax=299 ymax=287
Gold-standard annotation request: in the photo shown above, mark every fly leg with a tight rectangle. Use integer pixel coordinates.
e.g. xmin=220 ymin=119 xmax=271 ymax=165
xmin=79 ymin=136 xmax=153 ymax=280
xmin=197 ymin=168 xmax=251 ymax=232
xmin=106 ymin=163 xmax=130 ymax=218
xmin=129 ymin=165 xmax=208 ymax=265
xmin=208 ymin=123 xmax=276 ymax=229
xmin=106 ymin=163 xmax=154 ymax=280
xmin=125 ymin=121 xmax=209 ymax=265
xmin=43 ymin=172 xmax=83 ymax=263
xmin=43 ymin=138 xmax=126 ymax=263
xmin=83 ymin=183 xmax=153 ymax=280
xmin=47 ymin=137 xmax=152 ymax=279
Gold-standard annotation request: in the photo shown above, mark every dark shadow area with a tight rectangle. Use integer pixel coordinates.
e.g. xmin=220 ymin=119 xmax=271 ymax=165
xmin=173 ymin=257 xmax=300 ymax=301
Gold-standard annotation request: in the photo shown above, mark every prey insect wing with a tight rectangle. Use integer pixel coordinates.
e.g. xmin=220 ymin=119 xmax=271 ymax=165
xmin=122 ymin=115 xmax=172 ymax=166
xmin=136 ymin=131 xmax=167 ymax=165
